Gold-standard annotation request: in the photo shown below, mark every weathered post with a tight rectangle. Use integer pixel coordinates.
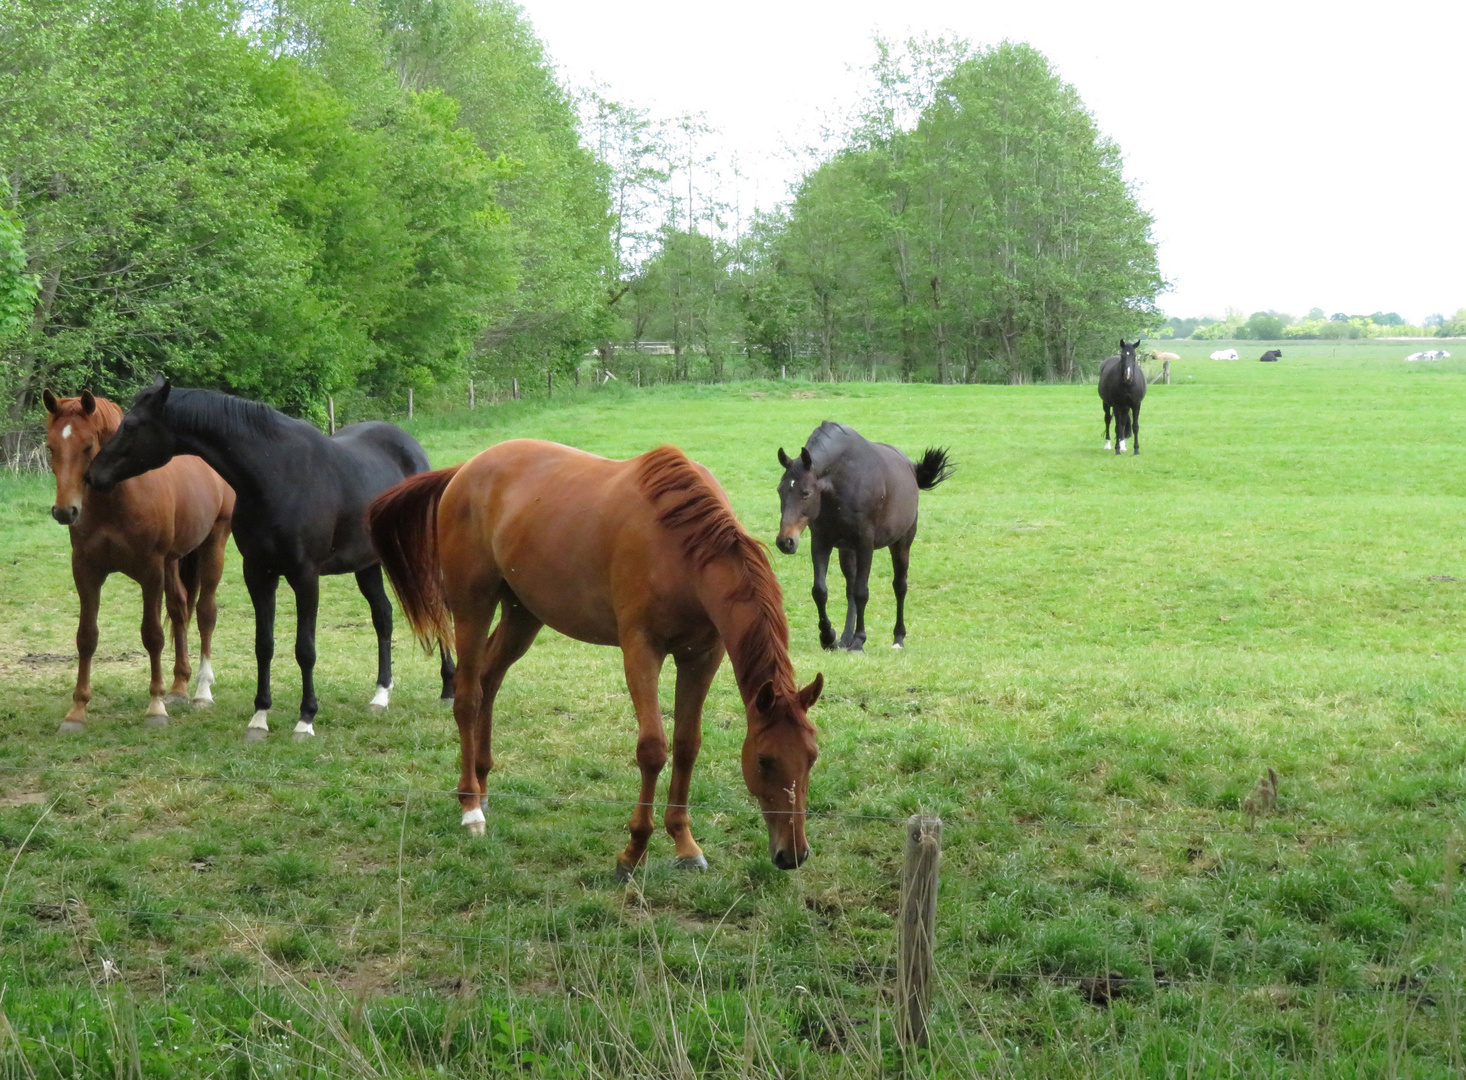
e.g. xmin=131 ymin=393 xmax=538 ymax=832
xmin=408 ymin=388 xmax=414 ymax=419
xmin=636 ymin=368 xmax=641 ymax=388
xmin=327 ymin=396 xmax=335 ymax=435
xmin=548 ymin=370 xmax=553 ymax=397
xmin=1162 ymin=359 xmax=1171 ymax=385
xmin=897 ymin=814 xmax=942 ymax=1050
xmin=469 ymin=380 xmax=475 ymax=410
xmin=574 ymin=366 xmax=579 ymax=388
xmin=781 ymin=364 xmax=786 ymax=380
xmin=512 ymin=378 xmax=519 ymax=400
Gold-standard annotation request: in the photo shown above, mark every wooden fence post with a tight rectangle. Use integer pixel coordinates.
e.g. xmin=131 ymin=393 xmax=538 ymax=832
xmin=1162 ymin=359 xmax=1171 ymax=384
xmin=897 ymin=814 xmax=942 ymax=1050
xmin=574 ymin=366 xmax=579 ymax=388
xmin=547 ymin=370 xmax=553 ymax=397
xmin=327 ymin=396 xmax=335 ymax=435
xmin=781 ymin=364 xmax=786 ymax=380
xmin=469 ymin=380 xmax=475 ymax=410
xmin=512 ymin=377 xmax=519 ymax=400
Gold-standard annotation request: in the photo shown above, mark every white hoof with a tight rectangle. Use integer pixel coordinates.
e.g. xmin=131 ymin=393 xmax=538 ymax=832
xmin=145 ymin=698 xmax=168 ymax=725
xmin=1118 ymin=440 xmax=1127 ymax=452
xmin=368 ymin=684 xmax=390 ymax=713
xmin=462 ymin=807 xmax=486 ymax=836
xmin=193 ymin=660 xmax=214 ymax=706
xmin=1104 ymin=440 xmax=1111 ymax=450
xmin=245 ymin=710 xmax=269 ymax=740
xmin=892 ymin=642 xmax=903 ymax=650
xmin=293 ymin=720 xmax=315 ymax=739
xmin=191 ymin=691 xmax=214 ymax=708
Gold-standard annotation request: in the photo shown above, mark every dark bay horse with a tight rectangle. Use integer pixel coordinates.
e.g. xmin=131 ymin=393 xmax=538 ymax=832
xmin=366 ymin=441 xmax=823 ymax=874
xmin=1099 ymin=339 xmax=1146 ymax=455
xmin=86 ymin=377 xmax=453 ymax=740
xmin=43 ymin=391 xmax=233 ymax=732
xmin=775 ymin=421 xmax=952 ymax=652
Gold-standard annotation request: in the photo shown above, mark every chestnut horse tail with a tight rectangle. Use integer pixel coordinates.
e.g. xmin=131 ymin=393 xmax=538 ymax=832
xmin=366 ymin=465 xmax=462 ymax=650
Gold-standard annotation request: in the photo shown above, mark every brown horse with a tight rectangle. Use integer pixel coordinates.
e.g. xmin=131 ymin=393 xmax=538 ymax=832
xmin=366 ymin=441 xmax=823 ymax=875
xmin=43 ymin=391 xmax=234 ymax=732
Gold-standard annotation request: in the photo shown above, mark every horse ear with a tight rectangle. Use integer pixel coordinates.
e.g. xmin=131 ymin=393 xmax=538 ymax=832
xmin=798 ymin=672 xmax=824 ymax=711
xmin=80 ymin=391 xmax=96 ymax=416
xmin=778 ymin=447 xmax=791 ymax=468
xmin=42 ymin=389 xmax=59 ymax=415
xmin=800 ymin=447 xmax=812 ymax=470
xmin=139 ymin=376 xmax=171 ymax=408
xmin=754 ymin=680 xmax=777 ymax=715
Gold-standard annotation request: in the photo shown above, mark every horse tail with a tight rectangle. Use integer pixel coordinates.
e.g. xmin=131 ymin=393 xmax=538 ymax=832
xmin=366 ymin=465 xmax=462 ymax=651
xmin=914 ymin=447 xmax=954 ymax=490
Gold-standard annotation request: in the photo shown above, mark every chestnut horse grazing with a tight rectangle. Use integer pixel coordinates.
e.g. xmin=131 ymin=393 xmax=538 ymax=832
xmin=367 ymin=442 xmax=823 ymax=875
xmin=43 ymin=391 xmax=233 ymax=732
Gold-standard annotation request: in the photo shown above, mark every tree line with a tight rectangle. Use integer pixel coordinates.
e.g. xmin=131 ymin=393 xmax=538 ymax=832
xmin=1162 ymin=308 xmax=1466 ymax=342
xmin=2 ymin=9 xmax=1165 ymax=424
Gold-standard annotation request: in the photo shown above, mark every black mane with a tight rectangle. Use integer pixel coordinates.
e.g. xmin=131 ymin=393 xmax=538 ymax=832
xmin=164 ymin=387 xmax=290 ymax=441
xmin=803 ymin=421 xmax=864 ymax=470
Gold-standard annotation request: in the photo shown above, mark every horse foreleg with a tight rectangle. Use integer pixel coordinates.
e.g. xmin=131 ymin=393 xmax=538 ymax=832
xmin=192 ymin=522 xmax=227 ymax=706
xmin=849 ymin=545 xmax=873 ymax=651
xmin=1104 ymin=403 xmax=1113 ymax=450
xmin=356 ymin=565 xmax=394 ymax=712
xmin=288 ymin=570 xmax=320 ymax=738
xmin=666 ymin=646 xmax=723 ymax=870
xmin=617 ymin=634 xmax=668 ymax=880
xmin=836 ymin=546 xmax=864 ymax=650
xmin=243 ymin=561 xmax=280 ymax=741
xmin=163 ymin=556 xmax=192 ymax=704
xmin=139 ymin=564 xmax=169 ymax=726
xmin=61 ymin=561 xmax=104 ymax=733
xmin=891 ymin=526 xmax=916 ymax=649
xmin=1131 ymin=403 xmax=1141 ymax=455
xmin=811 ymin=536 xmax=837 ymax=649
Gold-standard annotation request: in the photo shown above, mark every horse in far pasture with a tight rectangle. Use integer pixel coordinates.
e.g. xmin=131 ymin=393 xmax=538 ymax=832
xmin=1260 ymin=349 xmax=1282 ymax=362
xmin=86 ymin=377 xmax=453 ymax=741
xmin=775 ymin=422 xmax=952 ymax=651
xmin=1209 ymin=349 xmax=1240 ymax=361
xmin=43 ymin=390 xmax=234 ymax=732
xmin=1099 ymin=340 xmax=1147 ymax=455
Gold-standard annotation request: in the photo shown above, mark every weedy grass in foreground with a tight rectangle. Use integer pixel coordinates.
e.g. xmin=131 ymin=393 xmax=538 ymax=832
xmin=0 ymin=348 xmax=1463 ymax=1076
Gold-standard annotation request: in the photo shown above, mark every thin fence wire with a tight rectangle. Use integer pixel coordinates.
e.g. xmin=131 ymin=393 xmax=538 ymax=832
xmin=0 ymin=759 xmax=1461 ymax=837
xmin=0 ymin=897 xmax=1454 ymax=1001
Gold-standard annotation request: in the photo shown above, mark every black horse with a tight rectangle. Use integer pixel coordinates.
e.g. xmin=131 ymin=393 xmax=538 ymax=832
xmin=774 ymin=421 xmax=952 ymax=651
xmin=87 ymin=378 xmax=454 ymax=740
xmin=1098 ymin=339 xmax=1147 ymax=455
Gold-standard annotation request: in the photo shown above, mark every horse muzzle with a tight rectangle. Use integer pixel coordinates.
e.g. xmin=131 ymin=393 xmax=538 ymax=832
xmin=50 ymin=504 xmax=80 ymax=525
xmin=770 ymin=840 xmax=809 ymax=870
xmin=776 ymin=534 xmax=799 ymax=555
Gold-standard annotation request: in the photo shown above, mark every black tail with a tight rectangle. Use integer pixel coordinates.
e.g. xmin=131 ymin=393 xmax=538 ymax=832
xmin=914 ymin=447 xmax=954 ymax=490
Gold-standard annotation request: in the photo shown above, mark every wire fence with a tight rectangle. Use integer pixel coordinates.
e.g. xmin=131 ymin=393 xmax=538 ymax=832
xmin=0 ymin=759 xmax=1460 ymax=838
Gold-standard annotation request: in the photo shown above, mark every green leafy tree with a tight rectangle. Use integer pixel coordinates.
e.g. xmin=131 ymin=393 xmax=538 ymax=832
xmin=0 ymin=207 xmax=36 ymax=345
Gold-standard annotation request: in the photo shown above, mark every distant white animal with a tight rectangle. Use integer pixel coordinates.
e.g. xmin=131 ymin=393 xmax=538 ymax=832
xmin=1150 ymin=350 xmax=1181 ymax=362
xmin=1406 ymin=352 xmax=1425 ymax=361
xmin=1209 ymin=349 xmax=1239 ymax=361
xmin=1428 ymin=350 xmax=1451 ymax=360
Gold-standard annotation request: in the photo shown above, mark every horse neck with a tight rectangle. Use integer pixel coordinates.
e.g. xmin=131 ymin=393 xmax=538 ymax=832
xmin=164 ymin=401 xmax=283 ymax=498
xmin=695 ymin=552 xmax=796 ymax=707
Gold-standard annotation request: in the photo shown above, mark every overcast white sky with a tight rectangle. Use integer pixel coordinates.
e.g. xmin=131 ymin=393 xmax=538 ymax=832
xmin=519 ymin=0 xmax=1464 ymax=322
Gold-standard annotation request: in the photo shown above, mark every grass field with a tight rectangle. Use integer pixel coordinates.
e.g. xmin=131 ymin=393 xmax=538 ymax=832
xmin=0 ymin=343 xmax=1464 ymax=1077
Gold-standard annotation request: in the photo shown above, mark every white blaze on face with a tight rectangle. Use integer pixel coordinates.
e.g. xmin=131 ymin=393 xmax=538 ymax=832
xmin=61 ymin=424 xmax=72 ymax=439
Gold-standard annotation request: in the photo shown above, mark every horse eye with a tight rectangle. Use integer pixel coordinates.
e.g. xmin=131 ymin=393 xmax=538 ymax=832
xmin=758 ymin=756 xmax=776 ymax=775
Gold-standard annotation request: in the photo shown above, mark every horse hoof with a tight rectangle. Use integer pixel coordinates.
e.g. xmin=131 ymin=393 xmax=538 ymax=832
xmin=438 ymin=696 xmax=454 ymax=708
xmin=164 ymin=693 xmax=189 ymax=706
xmin=244 ymin=727 xmax=268 ymax=743
xmin=292 ymin=727 xmax=315 ymax=742
xmin=466 ymin=820 xmax=485 ymax=837
xmin=57 ymin=720 xmax=85 ymax=735
xmin=144 ymin=715 xmax=169 ymax=728
xmin=368 ymin=703 xmax=387 ymax=714
xmin=892 ymin=642 xmax=904 ymax=650
xmin=190 ymin=696 xmax=213 ymax=708
xmin=676 ymin=854 xmax=709 ymax=872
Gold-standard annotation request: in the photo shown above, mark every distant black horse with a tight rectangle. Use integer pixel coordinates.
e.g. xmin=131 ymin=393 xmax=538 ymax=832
xmin=88 ymin=378 xmax=454 ymax=740
xmin=774 ymin=421 xmax=952 ymax=651
xmin=1259 ymin=349 xmax=1282 ymax=362
xmin=1098 ymin=339 xmax=1147 ymax=455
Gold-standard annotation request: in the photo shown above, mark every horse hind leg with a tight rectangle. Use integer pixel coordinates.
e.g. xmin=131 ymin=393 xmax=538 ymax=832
xmin=617 ymin=631 xmax=669 ymax=879
xmin=163 ymin=555 xmax=193 ymax=706
xmin=1131 ymin=404 xmax=1141 ymax=455
xmin=468 ymin=596 xmax=542 ymax=830
xmin=1103 ymin=402 xmax=1113 ymax=450
xmin=890 ymin=527 xmax=915 ymax=649
xmin=447 ymin=563 xmax=507 ymax=835
xmin=356 ymin=565 xmax=394 ymax=712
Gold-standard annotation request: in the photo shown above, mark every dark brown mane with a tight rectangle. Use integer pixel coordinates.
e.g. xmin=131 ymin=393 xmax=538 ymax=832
xmin=636 ymin=446 xmax=799 ymax=707
xmin=49 ymin=395 xmax=124 ymax=441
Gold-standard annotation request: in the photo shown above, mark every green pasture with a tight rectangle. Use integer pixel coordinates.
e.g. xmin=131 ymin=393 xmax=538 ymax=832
xmin=0 ymin=347 xmax=1463 ymax=1077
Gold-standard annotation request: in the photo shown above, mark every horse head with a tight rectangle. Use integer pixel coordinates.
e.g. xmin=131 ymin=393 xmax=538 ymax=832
xmin=86 ymin=376 xmax=177 ymax=493
xmin=741 ymin=673 xmax=822 ymax=869
xmin=774 ymin=445 xmax=826 ymax=554
xmin=1118 ymin=339 xmax=1141 ymax=380
xmin=43 ymin=389 xmax=118 ymax=525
